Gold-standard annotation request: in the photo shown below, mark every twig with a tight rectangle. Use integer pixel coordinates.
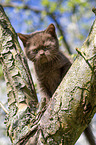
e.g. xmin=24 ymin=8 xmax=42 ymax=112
xmin=0 ymin=101 xmax=9 ymax=114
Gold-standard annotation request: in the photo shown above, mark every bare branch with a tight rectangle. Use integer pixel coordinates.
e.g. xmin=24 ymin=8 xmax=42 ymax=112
xmin=0 ymin=3 xmax=42 ymax=13
xmin=0 ymin=101 xmax=9 ymax=114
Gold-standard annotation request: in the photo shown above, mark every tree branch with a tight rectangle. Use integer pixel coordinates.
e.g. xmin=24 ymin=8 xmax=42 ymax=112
xmin=37 ymin=16 xmax=96 ymax=144
xmin=0 ymin=3 xmax=43 ymax=13
xmin=0 ymin=4 xmax=38 ymax=144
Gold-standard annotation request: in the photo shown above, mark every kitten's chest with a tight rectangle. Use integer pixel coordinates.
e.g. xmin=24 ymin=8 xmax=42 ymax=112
xmin=38 ymin=68 xmax=62 ymax=95
xmin=47 ymin=70 xmax=61 ymax=87
xmin=46 ymin=70 xmax=61 ymax=83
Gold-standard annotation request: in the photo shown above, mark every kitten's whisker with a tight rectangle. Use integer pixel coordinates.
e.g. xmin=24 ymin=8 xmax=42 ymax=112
xmin=53 ymin=55 xmax=60 ymax=62
xmin=46 ymin=55 xmax=52 ymax=62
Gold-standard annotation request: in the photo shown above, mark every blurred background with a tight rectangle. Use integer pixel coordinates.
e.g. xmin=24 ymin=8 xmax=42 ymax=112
xmin=0 ymin=0 xmax=96 ymax=144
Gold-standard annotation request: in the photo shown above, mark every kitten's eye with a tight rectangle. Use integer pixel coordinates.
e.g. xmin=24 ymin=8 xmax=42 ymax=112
xmin=33 ymin=49 xmax=38 ymax=53
xmin=44 ymin=46 xmax=49 ymax=51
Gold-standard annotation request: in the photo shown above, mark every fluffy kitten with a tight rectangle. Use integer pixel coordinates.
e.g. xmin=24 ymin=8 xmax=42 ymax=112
xmin=17 ymin=24 xmax=72 ymax=103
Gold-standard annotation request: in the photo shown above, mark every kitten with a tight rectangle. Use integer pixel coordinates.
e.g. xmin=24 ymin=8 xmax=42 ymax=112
xmin=17 ymin=24 xmax=72 ymax=103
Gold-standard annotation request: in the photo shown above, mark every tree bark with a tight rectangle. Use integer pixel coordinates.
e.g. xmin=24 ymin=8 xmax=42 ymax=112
xmin=0 ymin=5 xmax=96 ymax=145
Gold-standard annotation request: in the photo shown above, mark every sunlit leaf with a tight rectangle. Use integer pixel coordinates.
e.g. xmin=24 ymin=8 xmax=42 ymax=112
xmin=71 ymin=53 xmax=77 ymax=60
xmin=5 ymin=0 xmax=11 ymax=3
xmin=41 ymin=0 xmax=50 ymax=7
xmin=49 ymin=2 xmax=57 ymax=13
xmin=41 ymin=11 xmax=47 ymax=17
xmin=58 ymin=36 xmax=63 ymax=46
xmin=0 ymin=64 xmax=4 ymax=80
xmin=59 ymin=6 xmax=65 ymax=13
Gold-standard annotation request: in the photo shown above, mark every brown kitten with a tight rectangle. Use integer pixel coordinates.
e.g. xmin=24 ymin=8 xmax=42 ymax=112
xmin=17 ymin=24 xmax=72 ymax=103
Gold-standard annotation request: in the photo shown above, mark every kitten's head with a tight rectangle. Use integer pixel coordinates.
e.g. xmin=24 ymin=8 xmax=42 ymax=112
xmin=17 ymin=24 xmax=59 ymax=64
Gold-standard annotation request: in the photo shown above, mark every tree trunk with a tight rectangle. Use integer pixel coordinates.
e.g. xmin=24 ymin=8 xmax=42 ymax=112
xmin=0 ymin=5 xmax=96 ymax=145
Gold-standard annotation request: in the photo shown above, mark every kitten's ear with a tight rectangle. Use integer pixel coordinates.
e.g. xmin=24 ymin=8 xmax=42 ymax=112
xmin=17 ymin=33 xmax=30 ymax=46
xmin=45 ymin=24 xmax=56 ymax=37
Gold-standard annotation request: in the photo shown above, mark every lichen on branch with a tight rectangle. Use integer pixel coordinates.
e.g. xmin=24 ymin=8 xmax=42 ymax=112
xmin=0 ymin=5 xmax=38 ymax=144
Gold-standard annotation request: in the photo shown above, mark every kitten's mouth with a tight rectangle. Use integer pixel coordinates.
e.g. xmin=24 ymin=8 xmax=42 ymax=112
xmin=39 ymin=56 xmax=48 ymax=63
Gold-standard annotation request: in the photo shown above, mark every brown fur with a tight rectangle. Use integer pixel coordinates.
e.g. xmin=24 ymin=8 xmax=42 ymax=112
xmin=17 ymin=24 xmax=72 ymax=103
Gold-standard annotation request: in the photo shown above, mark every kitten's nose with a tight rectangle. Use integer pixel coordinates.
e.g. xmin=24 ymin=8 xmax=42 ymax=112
xmin=39 ymin=50 xmax=44 ymax=56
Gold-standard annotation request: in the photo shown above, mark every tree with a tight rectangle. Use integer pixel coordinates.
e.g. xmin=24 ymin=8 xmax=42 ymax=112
xmin=0 ymin=4 xmax=96 ymax=145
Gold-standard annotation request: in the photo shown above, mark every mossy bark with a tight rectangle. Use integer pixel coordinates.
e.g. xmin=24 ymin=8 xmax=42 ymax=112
xmin=0 ymin=5 xmax=96 ymax=145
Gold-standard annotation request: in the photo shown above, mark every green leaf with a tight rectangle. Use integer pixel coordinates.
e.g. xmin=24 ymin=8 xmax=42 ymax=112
xmin=41 ymin=0 xmax=50 ymax=7
xmin=41 ymin=11 xmax=47 ymax=17
xmin=0 ymin=64 xmax=4 ymax=79
xmin=59 ymin=6 xmax=65 ymax=13
xmin=58 ymin=36 xmax=63 ymax=46
xmin=71 ymin=53 xmax=77 ymax=59
xmin=5 ymin=0 xmax=11 ymax=3
xmin=49 ymin=2 xmax=57 ymax=13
